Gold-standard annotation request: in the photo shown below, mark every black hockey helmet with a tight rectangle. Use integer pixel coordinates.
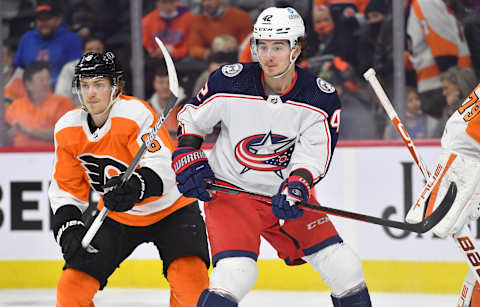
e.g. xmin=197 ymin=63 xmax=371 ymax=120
xmin=73 ymin=50 xmax=123 ymax=90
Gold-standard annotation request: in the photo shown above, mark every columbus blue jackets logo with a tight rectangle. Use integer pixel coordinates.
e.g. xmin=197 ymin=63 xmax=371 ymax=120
xmin=317 ymin=78 xmax=335 ymax=94
xmin=221 ymin=63 xmax=243 ymax=77
xmin=78 ymin=154 xmax=128 ymax=192
xmin=234 ymin=132 xmax=295 ymax=179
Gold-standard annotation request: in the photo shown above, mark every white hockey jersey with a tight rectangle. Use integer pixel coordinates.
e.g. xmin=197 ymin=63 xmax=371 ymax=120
xmin=177 ymin=62 xmax=342 ymax=195
xmin=442 ymin=83 xmax=480 ymax=158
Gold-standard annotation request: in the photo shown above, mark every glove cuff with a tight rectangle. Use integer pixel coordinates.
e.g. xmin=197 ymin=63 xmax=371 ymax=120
xmin=172 ymin=148 xmax=208 ymax=174
xmin=52 ymin=205 xmax=85 ymax=245
xmin=136 ymin=167 xmax=164 ymax=199
xmin=288 ymin=175 xmax=311 ymax=201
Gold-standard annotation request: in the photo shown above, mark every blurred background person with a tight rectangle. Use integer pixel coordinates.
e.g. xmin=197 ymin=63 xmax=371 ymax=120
xmin=55 ymin=36 xmax=105 ymax=105
xmin=317 ymin=61 xmax=378 ymax=140
xmin=356 ymin=0 xmax=390 ymax=77
xmin=406 ymin=0 xmax=472 ymax=119
xmin=383 ymin=86 xmax=427 ymax=140
xmin=5 ymin=61 xmax=74 ymax=147
xmin=462 ymin=0 xmax=480 ymax=78
xmin=192 ymin=50 xmax=238 ymax=96
xmin=13 ymin=0 xmax=82 ymax=88
xmin=147 ymin=62 xmax=186 ymax=138
xmin=187 ymin=0 xmax=252 ymax=61
xmin=3 ymin=43 xmax=26 ymax=104
xmin=142 ymin=0 xmax=193 ymax=61
xmin=431 ymin=66 xmax=478 ymax=137
xmin=307 ymin=3 xmax=358 ymax=71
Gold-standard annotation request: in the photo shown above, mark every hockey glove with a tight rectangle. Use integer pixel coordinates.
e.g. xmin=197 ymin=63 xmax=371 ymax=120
xmin=103 ymin=170 xmax=148 ymax=212
xmin=272 ymin=176 xmax=310 ymax=220
xmin=53 ymin=205 xmax=97 ymax=262
xmin=172 ymin=147 xmax=215 ymax=201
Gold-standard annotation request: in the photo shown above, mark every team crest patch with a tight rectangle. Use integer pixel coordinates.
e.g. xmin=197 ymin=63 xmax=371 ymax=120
xmin=222 ymin=63 xmax=243 ymax=77
xmin=317 ymin=78 xmax=335 ymax=94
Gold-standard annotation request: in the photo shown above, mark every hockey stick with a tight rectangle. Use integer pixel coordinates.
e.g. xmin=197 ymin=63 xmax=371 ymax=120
xmin=363 ymin=68 xmax=480 ymax=298
xmin=81 ymin=37 xmax=179 ymax=248
xmin=205 ymin=182 xmax=456 ymax=234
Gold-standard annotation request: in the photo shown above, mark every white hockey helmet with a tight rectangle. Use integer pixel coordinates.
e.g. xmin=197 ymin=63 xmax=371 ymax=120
xmin=252 ymin=7 xmax=305 ymax=53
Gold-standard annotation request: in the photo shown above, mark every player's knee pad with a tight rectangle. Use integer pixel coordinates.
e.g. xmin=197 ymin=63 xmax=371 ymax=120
xmin=303 ymin=242 xmax=366 ymax=296
xmin=197 ymin=289 xmax=238 ymax=307
xmin=57 ymin=268 xmax=99 ymax=307
xmin=167 ymin=256 xmax=209 ymax=307
xmin=331 ymin=285 xmax=372 ymax=307
xmin=209 ymin=257 xmax=258 ymax=302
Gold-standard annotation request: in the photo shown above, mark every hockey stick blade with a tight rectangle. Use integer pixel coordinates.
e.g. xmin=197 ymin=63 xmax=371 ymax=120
xmin=206 ymin=182 xmax=457 ymax=233
xmin=81 ymin=38 xmax=179 ymax=249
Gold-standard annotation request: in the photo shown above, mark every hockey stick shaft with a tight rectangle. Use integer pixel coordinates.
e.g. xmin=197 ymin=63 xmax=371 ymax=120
xmin=363 ymin=68 xmax=430 ymax=178
xmin=363 ymin=68 xmax=480 ymax=288
xmin=81 ymin=38 xmax=179 ymax=248
xmin=206 ymin=182 xmax=455 ymax=234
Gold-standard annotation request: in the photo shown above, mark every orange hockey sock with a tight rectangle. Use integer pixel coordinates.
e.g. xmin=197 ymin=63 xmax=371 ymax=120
xmin=472 ymin=281 xmax=480 ymax=306
xmin=57 ymin=268 xmax=100 ymax=307
xmin=168 ymin=256 xmax=209 ymax=307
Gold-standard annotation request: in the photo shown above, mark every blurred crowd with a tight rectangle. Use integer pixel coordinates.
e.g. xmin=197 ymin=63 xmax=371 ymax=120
xmin=1 ymin=0 xmax=479 ymax=147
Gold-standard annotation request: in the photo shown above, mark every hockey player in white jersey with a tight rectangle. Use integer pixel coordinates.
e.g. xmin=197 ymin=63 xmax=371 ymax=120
xmin=171 ymin=6 xmax=372 ymax=307
xmin=407 ymin=82 xmax=480 ymax=305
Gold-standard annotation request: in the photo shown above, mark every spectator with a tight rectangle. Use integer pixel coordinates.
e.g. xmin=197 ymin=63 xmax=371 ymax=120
xmin=5 ymin=61 xmax=74 ymax=147
xmin=192 ymin=34 xmax=238 ymax=93
xmin=306 ymin=4 xmax=358 ymax=68
xmin=1 ymin=0 xmax=36 ymax=49
xmin=406 ymin=0 xmax=472 ymax=118
xmin=3 ymin=44 xmax=26 ymax=103
xmin=13 ymin=0 xmax=82 ymax=88
xmin=142 ymin=0 xmax=193 ymax=61
xmin=432 ymin=66 xmax=478 ymax=137
xmin=356 ymin=0 xmax=390 ymax=76
xmin=317 ymin=65 xmax=378 ymax=140
xmin=55 ymin=36 xmax=105 ymax=105
xmin=192 ymin=50 xmax=238 ymax=96
xmin=463 ymin=2 xmax=480 ymax=78
xmin=187 ymin=0 xmax=252 ymax=60
xmin=147 ymin=63 xmax=186 ymax=137
xmin=384 ymin=86 xmax=428 ymax=140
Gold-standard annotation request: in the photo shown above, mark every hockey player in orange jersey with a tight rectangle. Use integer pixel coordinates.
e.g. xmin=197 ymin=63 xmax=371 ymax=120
xmin=407 ymin=82 xmax=480 ymax=306
xmin=48 ymin=50 xmax=209 ymax=307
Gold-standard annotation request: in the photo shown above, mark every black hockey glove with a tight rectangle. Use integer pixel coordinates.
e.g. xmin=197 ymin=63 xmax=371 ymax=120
xmin=103 ymin=168 xmax=163 ymax=212
xmin=53 ymin=205 xmax=92 ymax=262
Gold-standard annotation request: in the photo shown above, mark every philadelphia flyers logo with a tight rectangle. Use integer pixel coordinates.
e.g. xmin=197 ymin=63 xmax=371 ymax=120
xmin=234 ymin=131 xmax=295 ymax=179
xmin=78 ymin=154 xmax=128 ymax=192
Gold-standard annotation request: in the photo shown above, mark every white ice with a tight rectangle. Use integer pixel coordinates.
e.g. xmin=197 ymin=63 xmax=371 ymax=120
xmin=0 ymin=289 xmax=457 ymax=306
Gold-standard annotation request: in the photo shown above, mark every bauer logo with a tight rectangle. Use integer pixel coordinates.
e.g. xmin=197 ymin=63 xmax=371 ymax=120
xmin=221 ymin=63 xmax=243 ymax=78
xmin=263 ymin=15 xmax=272 ymax=22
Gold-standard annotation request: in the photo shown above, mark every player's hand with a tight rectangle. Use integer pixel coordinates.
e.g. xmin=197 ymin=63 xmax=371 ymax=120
xmin=103 ymin=172 xmax=145 ymax=212
xmin=53 ymin=205 xmax=98 ymax=262
xmin=172 ymin=147 xmax=215 ymax=201
xmin=272 ymin=176 xmax=310 ymax=221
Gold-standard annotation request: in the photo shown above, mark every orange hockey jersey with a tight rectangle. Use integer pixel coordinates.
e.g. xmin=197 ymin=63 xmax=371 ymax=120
xmin=48 ymin=95 xmax=193 ymax=226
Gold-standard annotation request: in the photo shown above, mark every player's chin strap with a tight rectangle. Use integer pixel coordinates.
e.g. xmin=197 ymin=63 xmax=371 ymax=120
xmin=77 ymin=85 xmax=119 ymax=119
xmin=272 ymin=50 xmax=298 ymax=79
